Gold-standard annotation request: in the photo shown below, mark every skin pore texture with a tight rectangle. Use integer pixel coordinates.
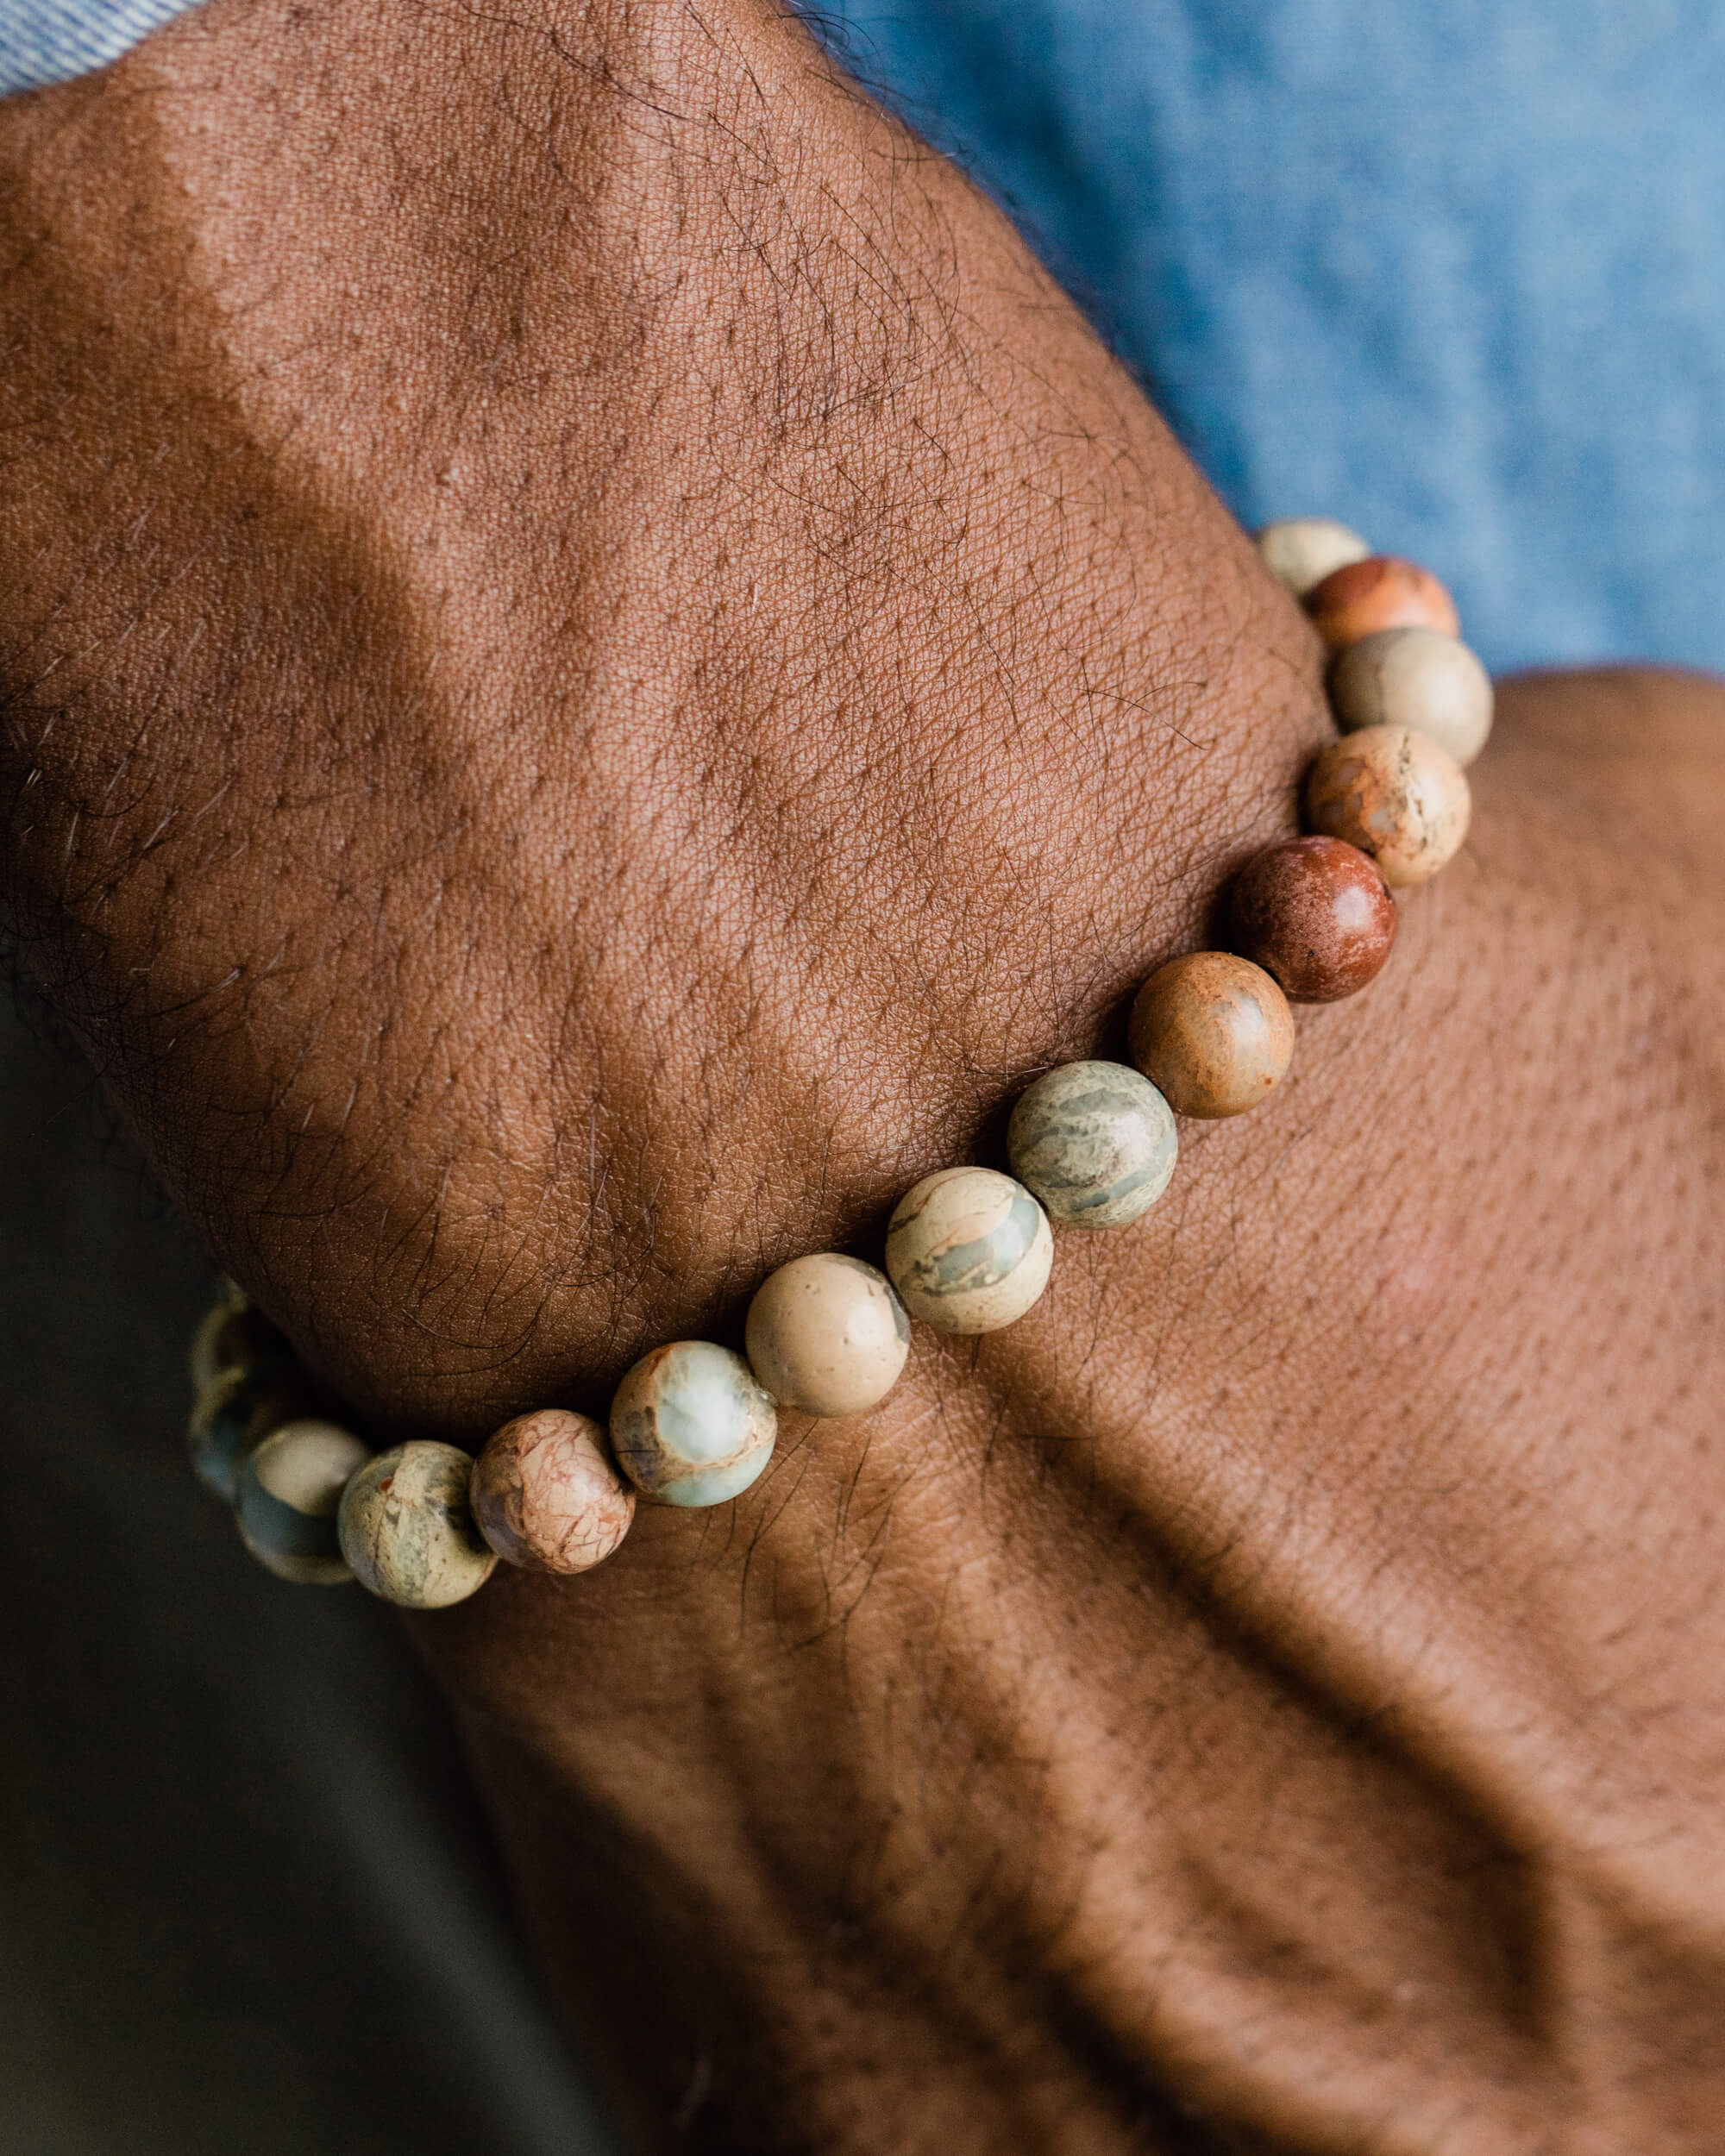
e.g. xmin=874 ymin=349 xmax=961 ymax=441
xmin=1 ymin=1 xmax=1723 ymax=2149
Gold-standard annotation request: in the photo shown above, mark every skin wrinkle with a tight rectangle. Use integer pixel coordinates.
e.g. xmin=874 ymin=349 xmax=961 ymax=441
xmin=3 ymin=1 xmax=1725 ymax=2150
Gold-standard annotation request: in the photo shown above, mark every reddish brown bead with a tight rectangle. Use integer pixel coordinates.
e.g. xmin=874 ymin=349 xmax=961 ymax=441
xmin=1305 ymin=555 xmax=1459 ymax=650
xmin=1227 ymin=836 xmax=1397 ymax=1003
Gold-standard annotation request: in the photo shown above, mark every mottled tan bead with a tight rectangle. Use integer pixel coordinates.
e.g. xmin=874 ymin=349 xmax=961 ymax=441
xmin=1254 ymin=517 xmax=1371 ymax=597
xmin=1328 ymin=626 xmax=1493 ymax=767
xmin=745 ymin=1254 xmax=910 ymax=1417
xmin=338 ymin=1441 xmax=499 ymax=1608
xmin=237 ymin=1420 xmax=370 ymax=1586
xmin=884 ymin=1167 xmax=1053 ymax=1333
xmin=1304 ymin=724 xmax=1471 ymax=887
xmin=1306 ymin=555 xmax=1460 ymax=649
xmin=1128 ymin=954 xmax=1295 ymax=1119
xmin=471 ymin=1410 xmax=636 ymax=1574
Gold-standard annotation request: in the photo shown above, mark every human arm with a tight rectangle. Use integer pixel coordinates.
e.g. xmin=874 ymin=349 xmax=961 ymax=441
xmin=2 ymin=3 xmax=1723 ymax=2147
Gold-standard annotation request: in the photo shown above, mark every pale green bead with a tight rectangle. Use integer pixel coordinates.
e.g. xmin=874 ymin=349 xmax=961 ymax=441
xmin=1007 ymin=1061 xmax=1177 ymax=1229
xmin=884 ymin=1167 xmax=1053 ymax=1333
xmin=237 ymin=1419 xmax=371 ymax=1585
xmin=610 ymin=1342 xmax=777 ymax=1507
xmin=188 ymin=1363 xmax=306 ymax=1503
xmin=338 ymin=1442 xmax=498 ymax=1608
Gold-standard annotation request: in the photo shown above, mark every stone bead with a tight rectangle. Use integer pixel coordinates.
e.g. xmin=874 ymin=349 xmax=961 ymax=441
xmin=1254 ymin=517 xmax=1371 ymax=597
xmin=1007 ymin=1061 xmax=1177 ymax=1227
xmin=609 ymin=1342 xmax=778 ymax=1507
xmin=1305 ymin=556 xmax=1460 ymax=649
xmin=744 ymin=1254 xmax=910 ymax=1417
xmin=237 ymin=1419 xmax=371 ymax=1586
xmin=1227 ymin=835 xmax=1398 ymax=1004
xmin=338 ymin=1441 xmax=499 ymax=1608
xmin=1304 ymin=724 xmax=1471 ymax=887
xmin=1327 ymin=625 xmax=1493 ymax=768
xmin=884 ymin=1167 xmax=1054 ymax=1333
xmin=1127 ymin=953 xmax=1295 ymax=1119
xmin=188 ymin=1363 xmax=307 ymax=1503
xmin=471 ymin=1409 xmax=636 ymax=1574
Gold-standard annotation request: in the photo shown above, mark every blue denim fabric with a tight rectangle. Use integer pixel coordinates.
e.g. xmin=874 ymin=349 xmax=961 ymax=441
xmin=807 ymin=1 xmax=1725 ymax=675
xmin=0 ymin=0 xmax=198 ymax=91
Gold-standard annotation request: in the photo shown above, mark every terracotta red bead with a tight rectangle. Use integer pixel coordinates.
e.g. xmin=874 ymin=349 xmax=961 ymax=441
xmin=1305 ymin=556 xmax=1459 ymax=650
xmin=1227 ymin=835 xmax=1397 ymax=1003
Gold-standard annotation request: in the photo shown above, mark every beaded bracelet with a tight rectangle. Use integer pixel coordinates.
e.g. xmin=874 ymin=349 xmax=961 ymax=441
xmin=188 ymin=517 xmax=1489 ymax=1610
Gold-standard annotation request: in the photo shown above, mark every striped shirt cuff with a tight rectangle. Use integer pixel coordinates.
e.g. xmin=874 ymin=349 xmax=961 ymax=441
xmin=0 ymin=0 xmax=203 ymax=93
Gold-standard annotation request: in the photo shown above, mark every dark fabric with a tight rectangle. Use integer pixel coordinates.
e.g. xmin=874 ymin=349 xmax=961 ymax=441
xmin=0 ymin=999 xmax=613 ymax=2155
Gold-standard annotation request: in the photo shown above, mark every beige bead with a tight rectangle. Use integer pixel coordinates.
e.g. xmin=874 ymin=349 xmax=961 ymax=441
xmin=1255 ymin=517 xmax=1371 ymax=597
xmin=884 ymin=1167 xmax=1053 ymax=1333
xmin=610 ymin=1343 xmax=779 ymax=1507
xmin=1128 ymin=952 xmax=1295 ymax=1119
xmin=1329 ymin=627 xmax=1493 ymax=767
xmin=237 ymin=1419 xmax=371 ymax=1585
xmin=745 ymin=1254 xmax=910 ymax=1417
xmin=471 ymin=1409 xmax=636 ymax=1574
xmin=338 ymin=1441 xmax=499 ymax=1608
xmin=1304 ymin=723 xmax=1471 ymax=887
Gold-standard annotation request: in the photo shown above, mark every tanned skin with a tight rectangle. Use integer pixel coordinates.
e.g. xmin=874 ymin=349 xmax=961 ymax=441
xmin=2 ymin=3 xmax=1722 ymax=2147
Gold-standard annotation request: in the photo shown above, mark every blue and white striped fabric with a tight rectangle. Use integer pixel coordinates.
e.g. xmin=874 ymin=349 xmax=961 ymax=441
xmin=0 ymin=0 xmax=199 ymax=93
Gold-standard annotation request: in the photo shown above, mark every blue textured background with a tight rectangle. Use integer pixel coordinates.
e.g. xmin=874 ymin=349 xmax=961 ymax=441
xmin=807 ymin=0 xmax=1725 ymax=675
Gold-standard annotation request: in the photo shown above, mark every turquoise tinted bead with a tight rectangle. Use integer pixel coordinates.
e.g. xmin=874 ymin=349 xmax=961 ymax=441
xmin=884 ymin=1167 xmax=1053 ymax=1332
xmin=610 ymin=1342 xmax=778 ymax=1507
xmin=237 ymin=1419 xmax=370 ymax=1585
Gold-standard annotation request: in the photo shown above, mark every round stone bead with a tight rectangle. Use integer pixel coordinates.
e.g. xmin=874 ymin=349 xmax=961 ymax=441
xmin=1254 ymin=517 xmax=1371 ymax=597
xmin=188 ymin=1363 xmax=307 ymax=1503
xmin=338 ymin=1441 xmax=499 ymax=1608
xmin=745 ymin=1254 xmax=910 ymax=1417
xmin=471 ymin=1409 xmax=636 ymax=1574
xmin=1304 ymin=724 xmax=1471 ymax=887
xmin=1327 ymin=626 xmax=1493 ymax=768
xmin=237 ymin=1419 xmax=371 ymax=1586
xmin=1228 ymin=835 xmax=1398 ymax=1003
xmin=1007 ymin=1061 xmax=1177 ymax=1227
xmin=610 ymin=1342 xmax=778 ymax=1507
xmin=884 ymin=1167 xmax=1054 ymax=1333
xmin=1305 ymin=556 xmax=1460 ymax=650
xmin=1127 ymin=953 xmax=1295 ymax=1119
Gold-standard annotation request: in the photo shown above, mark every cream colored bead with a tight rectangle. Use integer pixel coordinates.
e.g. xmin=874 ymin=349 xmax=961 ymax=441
xmin=884 ymin=1167 xmax=1053 ymax=1333
xmin=1255 ymin=517 xmax=1371 ymax=597
xmin=471 ymin=1410 xmax=636 ymax=1574
xmin=237 ymin=1419 xmax=371 ymax=1585
xmin=610 ymin=1342 xmax=778 ymax=1507
xmin=745 ymin=1254 xmax=910 ymax=1417
xmin=1304 ymin=723 xmax=1471 ymax=887
xmin=338 ymin=1441 xmax=499 ymax=1608
xmin=1328 ymin=626 xmax=1494 ymax=767
xmin=1007 ymin=1060 xmax=1177 ymax=1228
